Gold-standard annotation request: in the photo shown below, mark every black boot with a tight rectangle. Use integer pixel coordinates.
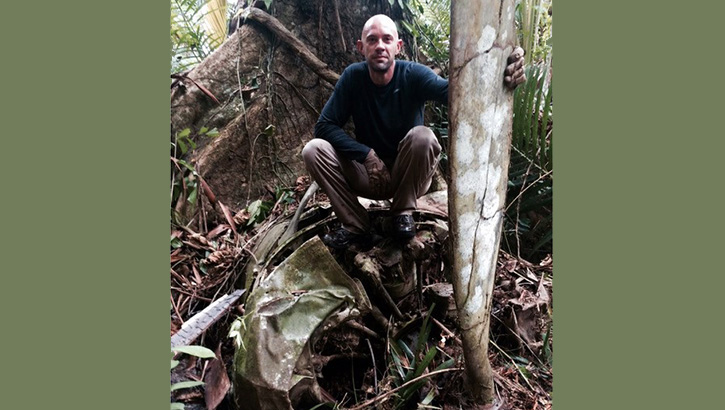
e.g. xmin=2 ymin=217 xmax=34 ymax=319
xmin=392 ymin=214 xmax=416 ymax=240
xmin=322 ymin=227 xmax=370 ymax=250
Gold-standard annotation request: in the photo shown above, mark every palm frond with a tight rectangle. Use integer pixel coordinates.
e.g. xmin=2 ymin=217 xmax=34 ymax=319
xmin=204 ymin=0 xmax=228 ymax=49
xmin=507 ymin=58 xmax=553 ymax=257
xmin=170 ymin=0 xmax=231 ymax=74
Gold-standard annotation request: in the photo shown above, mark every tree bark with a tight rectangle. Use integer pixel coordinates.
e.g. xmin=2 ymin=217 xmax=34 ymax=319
xmin=448 ymin=0 xmax=517 ymax=404
xmin=243 ymin=7 xmax=341 ymax=86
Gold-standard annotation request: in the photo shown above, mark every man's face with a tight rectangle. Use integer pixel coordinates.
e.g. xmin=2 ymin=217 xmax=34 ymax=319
xmin=357 ymin=17 xmax=402 ymax=73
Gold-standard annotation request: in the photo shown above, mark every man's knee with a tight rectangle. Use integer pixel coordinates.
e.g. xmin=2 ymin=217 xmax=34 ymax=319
xmin=405 ymin=126 xmax=441 ymax=156
xmin=302 ymin=138 xmax=331 ymax=168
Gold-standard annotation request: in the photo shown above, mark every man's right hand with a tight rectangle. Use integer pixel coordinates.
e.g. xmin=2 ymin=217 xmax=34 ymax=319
xmin=363 ymin=149 xmax=391 ymax=197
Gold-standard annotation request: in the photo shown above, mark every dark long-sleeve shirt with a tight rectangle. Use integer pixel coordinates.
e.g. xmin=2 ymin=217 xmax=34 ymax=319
xmin=314 ymin=60 xmax=448 ymax=163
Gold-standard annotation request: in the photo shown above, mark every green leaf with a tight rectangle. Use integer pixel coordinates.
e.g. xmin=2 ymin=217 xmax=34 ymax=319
xmin=263 ymin=0 xmax=273 ymax=10
xmin=434 ymin=358 xmax=455 ymax=371
xmin=172 ymin=345 xmax=216 ymax=359
xmin=171 ymin=359 xmax=180 ymax=370
xmin=171 ymin=237 xmax=183 ymax=249
xmin=177 ymin=159 xmax=196 ymax=173
xmin=410 ymin=347 xmax=437 ymax=381
xmin=262 ymin=124 xmax=276 ymax=137
xmin=170 ymin=380 xmax=204 ymax=391
xmin=397 ymin=339 xmax=414 ymax=361
xmin=178 ymin=128 xmax=191 ymax=138
xmin=414 ymin=304 xmax=435 ymax=355
xmin=541 ymin=322 xmax=553 ymax=364
xmin=389 ymin=346 xmax=406 ymax=379
xmin=540 ymin=76 xmax=553 ymax=167
xmin=421 ymin=388 xmax=436 ymax=405
xmin=187 ymin=185 xmax=198 ymax=204
xmin=205 ymin=128 xmax=220 ymax=137
xmin=246 ymin=199 xmax=271 ymax=225
xmin=178 ymin=139 xmax=188 ymax=155
xmin=170 ymin=403 xmax=185 ymax=410
xmin=199 ymin=126 xmax=208 ymax=134
xmin=513 ymin=356 xmax=530 ymax=364
xmin=401 ymin=21 xmax=418 ymax=37
xmin=517 ymin=364 xmax=533 ymax=379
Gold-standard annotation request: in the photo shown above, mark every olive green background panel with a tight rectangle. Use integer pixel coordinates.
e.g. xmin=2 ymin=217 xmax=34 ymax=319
xmin=1 ymin=1 xmax=170 ymax=408
xmin=555 ymin=1 xmax=724 ymax=409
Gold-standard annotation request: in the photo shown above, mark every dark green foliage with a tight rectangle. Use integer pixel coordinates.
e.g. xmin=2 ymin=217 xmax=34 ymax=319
xmin=385 ymin=307 xmax=455 ymax=408
xmin=505 ymin=62 xmax=552 ymax=259
xmin=398 ymin=0 xmax=451 ymax=68
xmin=170 ymin=126 xmax=220 ymax=225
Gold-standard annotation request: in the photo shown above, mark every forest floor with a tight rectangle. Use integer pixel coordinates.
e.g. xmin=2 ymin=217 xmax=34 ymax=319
xmin=170 ymin=179 xmax=552 ymax=410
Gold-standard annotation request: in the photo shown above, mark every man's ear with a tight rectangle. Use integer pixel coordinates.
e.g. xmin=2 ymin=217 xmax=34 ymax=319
xmin=356 ymin=40 xmax=364 ymax=54
xmin=395 ymin=39 xmax=403 ymax=55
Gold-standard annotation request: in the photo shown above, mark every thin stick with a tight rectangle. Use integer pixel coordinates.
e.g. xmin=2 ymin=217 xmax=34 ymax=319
xmin=171 ymin=294 xmax=185 ymax=324
xmin=171 ymin=287 xmax=214 ymax=302
xmin=347 ymin=367 xmax=462 ymax=410
xmin=346 ymin=320 xmax=380 ymax=339
xmin=504 ymin=169 xmax=553 ymax=213
xmin=170 ymin=267 xmax=190 ymax=287
xmin=431 ymin=317 xmax=461 ymax=346
xmin=490 ymin=339 xmax=535 ymax=392
xmin=491 ymin=313 xmax=550 ymax=371
xmin=366 ymin=338 xmax=378 ymax=395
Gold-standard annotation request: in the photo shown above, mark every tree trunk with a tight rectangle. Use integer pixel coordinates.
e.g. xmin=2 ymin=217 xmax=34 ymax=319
xmin=448 ymin=0 xmax=517 ymax=404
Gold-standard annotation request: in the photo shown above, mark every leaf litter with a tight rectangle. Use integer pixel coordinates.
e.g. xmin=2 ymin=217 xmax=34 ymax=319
xmin=170 ymin=180 xmax=552 ymax=410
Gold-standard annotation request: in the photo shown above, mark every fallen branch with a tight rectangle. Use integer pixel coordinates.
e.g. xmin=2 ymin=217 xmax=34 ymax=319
xmin=242 ymin=7 xmax=340 ymax=86
xmin=345 ymin=320 xmax=380 ymax=340
xmin=171 ymin=289 xmax=246 ymax=348
xmin=280 ymin=181 xmax=318 ymax=243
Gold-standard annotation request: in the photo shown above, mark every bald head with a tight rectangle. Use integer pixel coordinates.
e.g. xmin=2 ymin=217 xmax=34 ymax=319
xmin=357 ymin=14 xmax=402 ymax=84
xmin=361 ymin=14 xmax=399 ymax=41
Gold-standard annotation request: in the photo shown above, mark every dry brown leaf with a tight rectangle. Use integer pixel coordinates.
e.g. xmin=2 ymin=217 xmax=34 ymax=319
xmin=206 ymin=251 xmax=222 ymax=265
xmin=218 ymin=201 xmax=237 ymax=233
xmin=206 ymin=249 xmax=235 ymax=266
xmin=189 ymin=233 xmax=209 ymax=246
xmin=170 ymin=249 xmax=187 ymax=263
xmin=204 ymin=344 xmax=231 ymax=410
xmin=191 ymin=264 xmax=203 ymax=285
xmin=207 ymin=224 xmax=230 ymax=240
xmin=502 ymin=258 xmax=518 ymax=272
xmin=294 ymin=175 xmax=311 ymax=193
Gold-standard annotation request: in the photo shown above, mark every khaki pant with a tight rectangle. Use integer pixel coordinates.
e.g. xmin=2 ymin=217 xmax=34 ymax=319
xmin=302 ymin=126 xmax=441 ymax=233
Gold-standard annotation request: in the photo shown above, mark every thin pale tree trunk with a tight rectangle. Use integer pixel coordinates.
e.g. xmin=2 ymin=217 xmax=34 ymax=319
xmin=448 ymin=0 xmax=517 ymax=404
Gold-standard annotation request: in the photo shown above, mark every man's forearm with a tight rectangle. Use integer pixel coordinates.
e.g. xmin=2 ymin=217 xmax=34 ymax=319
xmin=314 ymin=122 xmax=370 ymax=162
